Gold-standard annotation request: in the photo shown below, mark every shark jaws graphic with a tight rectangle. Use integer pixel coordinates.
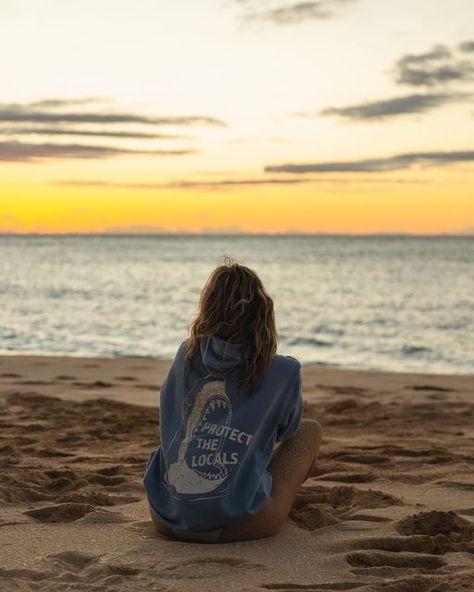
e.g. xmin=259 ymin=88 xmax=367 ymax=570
xmin=166 ymin=380 xmax=233 ymax=494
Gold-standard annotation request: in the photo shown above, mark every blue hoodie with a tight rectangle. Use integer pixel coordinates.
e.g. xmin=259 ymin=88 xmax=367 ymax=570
xmin=143 ymin=336 xmax=304 ymax=532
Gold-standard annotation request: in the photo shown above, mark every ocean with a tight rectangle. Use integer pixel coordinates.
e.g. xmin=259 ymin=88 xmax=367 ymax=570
xmin=1 ymin=234 xmax=472 ymax=374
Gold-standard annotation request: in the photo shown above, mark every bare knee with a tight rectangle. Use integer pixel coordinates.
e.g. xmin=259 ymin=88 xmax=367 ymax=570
xmin=298 ymin=419 xmax=322 ymax=446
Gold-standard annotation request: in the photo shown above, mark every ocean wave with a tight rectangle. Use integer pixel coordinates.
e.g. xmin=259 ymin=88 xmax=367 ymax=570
xmin=309 ymin=324 xmax=344 ymax=336
xmin=301 ymin=360 xmax=338 ymax=367
xmin=401 ymin=345 xmax=432 ymax=356
xmin=286 ymin=336 xmax=333 ymax=348
xmin=1 ymin=235 xmax=472 ymax=374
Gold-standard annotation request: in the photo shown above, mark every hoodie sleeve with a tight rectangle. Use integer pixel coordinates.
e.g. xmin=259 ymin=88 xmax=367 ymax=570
xmin=276 ymin=365 xmax=304 ymax=443
xmin=159 ymin=340 xmax=188 ymax=403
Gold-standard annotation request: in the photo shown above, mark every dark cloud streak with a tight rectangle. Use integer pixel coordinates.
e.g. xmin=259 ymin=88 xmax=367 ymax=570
xmin=320 ymin=93 xmax=470 ymax=120
xmin=28 ymin=97 xmax=111 ymax=108
xmin=0 ymin=127 xmax=192 ymax=140
xmin=307 ymin=41 xmax=474 ymax=123
xmin=265 ymin=150 xmax=474 ymax=174
xmin=245 ymin=2 xmax=331 ymax=23
xmin=394 ymin=44 xmax=474 ymax=86
xmin=241 ymin=0 xmax=356 ymax=24
xmin=0 ymin=106 xmax=226 ymax=127
xmin=56 ymin=178 xmax=309 ymax=189
xmin=0 ymin=141 xmax=195 ymax=162
xmin=55 ymin=176 xmax=429 ymax=190
xmin=459 ymin=40 xmax=474 ymax=53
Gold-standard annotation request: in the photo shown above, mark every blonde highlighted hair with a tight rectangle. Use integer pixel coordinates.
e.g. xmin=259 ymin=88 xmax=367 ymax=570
xmin=186 ymin=256 xmax=277 ymax=396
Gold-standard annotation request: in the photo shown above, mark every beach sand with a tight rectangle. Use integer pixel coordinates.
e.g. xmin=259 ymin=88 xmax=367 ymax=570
xmin=1 ymin=355 xmax=473 ymax=591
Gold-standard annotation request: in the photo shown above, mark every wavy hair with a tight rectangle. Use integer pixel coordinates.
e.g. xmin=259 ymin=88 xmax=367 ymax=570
xmin=186 ymin=256 xmax=277 ymax=396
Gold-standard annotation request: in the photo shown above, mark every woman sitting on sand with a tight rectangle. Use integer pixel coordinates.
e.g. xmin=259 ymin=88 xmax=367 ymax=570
xmin=143 ymin=257 xmax=321 ymax=543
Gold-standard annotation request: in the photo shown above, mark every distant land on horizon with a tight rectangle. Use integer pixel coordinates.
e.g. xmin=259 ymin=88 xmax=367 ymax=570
xmin=1 ymin=231 xmax=473 ymax=238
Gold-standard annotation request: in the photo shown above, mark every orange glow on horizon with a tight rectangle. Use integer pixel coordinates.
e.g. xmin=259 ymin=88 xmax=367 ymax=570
xmin=1 ymin=171 xmax=473 ymax=235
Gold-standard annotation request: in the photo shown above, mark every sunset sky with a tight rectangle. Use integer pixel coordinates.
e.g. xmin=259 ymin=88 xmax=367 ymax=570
xmin=1 ymin=0 xmax=473 ymax=234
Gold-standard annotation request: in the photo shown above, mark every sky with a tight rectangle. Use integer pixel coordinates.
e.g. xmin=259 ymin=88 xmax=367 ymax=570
xmin=1 ymin=0 xmax=473 ymax=234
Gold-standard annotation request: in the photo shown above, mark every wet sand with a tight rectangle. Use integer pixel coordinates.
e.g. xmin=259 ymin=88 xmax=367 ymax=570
xmin=1 ymin=355 xmax=473 ymax=591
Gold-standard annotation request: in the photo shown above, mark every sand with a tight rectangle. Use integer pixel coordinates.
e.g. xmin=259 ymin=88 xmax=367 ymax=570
xmin=0 ymin=354 xmax=473 ymax=591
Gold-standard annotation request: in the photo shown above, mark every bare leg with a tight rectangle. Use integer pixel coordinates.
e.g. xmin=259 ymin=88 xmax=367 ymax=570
xmin=217 ymin=419 xmax=321 ymax=543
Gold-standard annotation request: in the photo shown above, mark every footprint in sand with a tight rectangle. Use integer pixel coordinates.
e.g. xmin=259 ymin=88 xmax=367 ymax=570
xmin=49 ymin=550 xmax=102 ymax=571
xmin=314 ymin=471 xmax=375 ymax=483
xmin=0 ymin=566 xmax=56 ymax=582
xmin=24 ymin=502 xmax=128 ymax=524
xmin=455 ymin=507 xmax=474 ymax=517
xmin=15 ymin=380 xmax=55 ymax=385
xmin=37 ymin=448 xmax=75 ymax=458
xmin=96 ymin=465 xmax=124 ymax=476
xmin=0 ymin=551 xmax=140 ymax=590
xmin=72 ymin=380 xmax=114 ymax=388
xmin=55 ymin=432 xmax=83 ymax=445
xmin=406 ymin=384 xmax=453 ymax=392
xmin=262 ymin=583 xmax=370 ymax=590
xmin=397 ymin=510 xmax=473 ymax=538
xmin=397 ymin=510 xmax=474 ymax=552
xmin=24 ymin=503 xmax=96 ymax=523
xmin=333 ymin=386 xmax=366 ymax=395
xmin=0 ymin=551 xmax=140 ymax=589
xmin=86 ymin=472 xmax=127 ymax=486
xmin=326 ymin=451 xmax=389 ymax=465
xmin=347 ymin=550 xmax=445 ymax=570
xmin=78 ymin=510 xmax=129 ymax=523
xmin=355 ymin=535 xmax=441 ymax=554
xmin=325 ymin=399 xmax=361 ymax=414
xmin=290 ymin=506 xmax=340 ymax=530
xmin=114 ymin=375 xmax=138 ymax=381
xmin=290 ymin=484 xmax=401 ymax=531
xmin=157 ymin=557 xmax=266 ymax=580
xmin=436 ymin=481 xmax=474 ymax=491
xmin=345 ymin=511 xmax=474 ymax=582
xmin=314 ymin=384 xmax=367 ymax=396
xmin=57 ymin=491 xmax=114 ymax=506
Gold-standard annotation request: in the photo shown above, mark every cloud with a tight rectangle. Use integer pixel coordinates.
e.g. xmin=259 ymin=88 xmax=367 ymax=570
xmin=56 ymin=178 xmax=310 ymax=189
xmin=0 ymin=127 xmax=192 ymax=140
xmin=302 ymin=41 xmax=474 ymax=123
xmin=245 ymin=2 xmax=332 ymax=23
xmin=28 ymin=97 xmax=111 ymax=108
xmin=459 ymin=40 xmax=474 ymax=53
xmin=320 ymin=92 xmax=470 ymax=120
xmin=0 ymin=105 xmax=226 ymax=127
xmin=55 ymin=176 xmax=429 ymax=190
xmin=265 ymin=150 xmax=474 ymax=173
xmin=241 ymin=0 xmax=356 ymax=24
xmin=394 ymin=43 xmax=474 ymax=87
xmin=0 ymin=141 xmax=195 ymax=162
xmin=397 ymin=44 xmax=452 ymax=64
xmin=0 ymin=98 xmax=219 ymax=161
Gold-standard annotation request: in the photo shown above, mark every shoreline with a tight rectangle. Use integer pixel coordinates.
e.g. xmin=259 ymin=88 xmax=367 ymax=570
xmin=1 ymin=353 xmax=473 ymax=591
xmin=1 ymin=354 xmax=472 ymax=408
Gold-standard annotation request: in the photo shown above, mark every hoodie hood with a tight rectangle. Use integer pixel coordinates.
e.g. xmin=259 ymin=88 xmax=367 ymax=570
xmin=199 ymin=335 xmax=247 ymax=377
